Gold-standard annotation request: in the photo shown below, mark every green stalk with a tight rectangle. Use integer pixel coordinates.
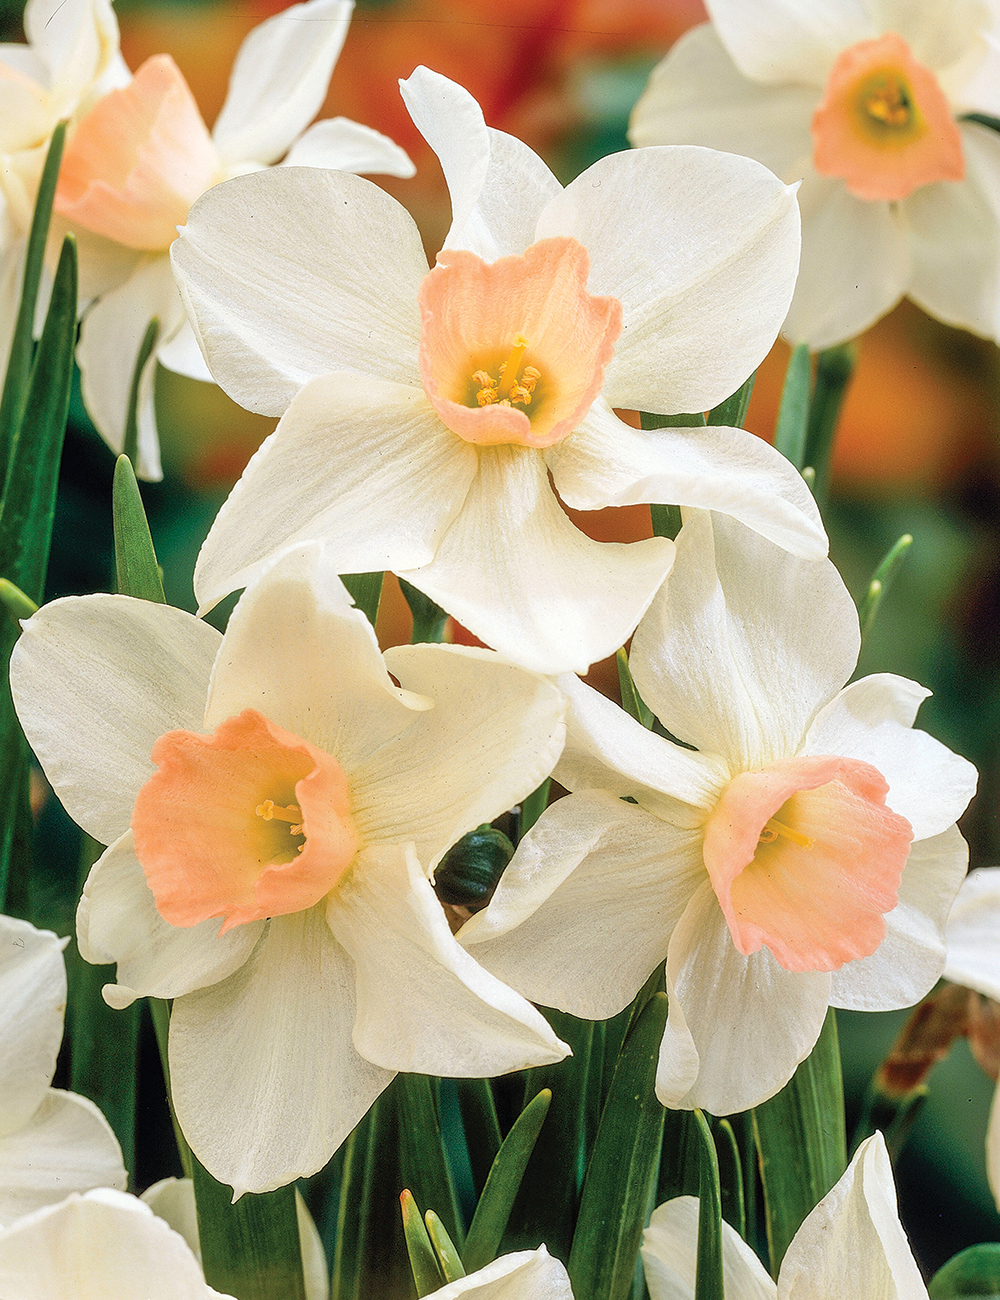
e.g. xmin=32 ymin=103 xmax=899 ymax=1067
xmin=707 ymin=372 xmax=756 ymax=429
xmin=802 ymin=344 xmax=856 ymax=507
xmin=773 ymin=344 xmax=811 ymax=470
xmin=121 ymin=318 xmax=159 ymax=468
xmin=693 ymin=1111 xmax=724 ymax=1300
xmin=400 ymin=577 xmax=448 ymax=643
xmin=341 ymin=572 xmax=384 ymax=629
xmin=859 ymin=533 xmax=912 ymax=642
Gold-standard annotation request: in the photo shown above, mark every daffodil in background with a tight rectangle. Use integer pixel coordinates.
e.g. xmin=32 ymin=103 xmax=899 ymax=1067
xmin=630 ymin=0 xmax=1000 ymax=349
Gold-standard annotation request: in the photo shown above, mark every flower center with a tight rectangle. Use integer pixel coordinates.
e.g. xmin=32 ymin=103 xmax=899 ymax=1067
xmin=132 ymin=708 xmax=358 ymax=933
xmin=811 ymin=32 xmax=964 ymax=202
xmin=418 ymin=237 xmax=621 ymax=449
xmin=703 ymin=754 xmax=913 ymax=973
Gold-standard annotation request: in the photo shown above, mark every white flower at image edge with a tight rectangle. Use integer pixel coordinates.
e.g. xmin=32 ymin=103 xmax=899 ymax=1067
xmin=0 ymin=913 xmax=126 ymax=1227
xmin=10 ymin=542 xmax=568 ymax=1195
xmin=171 ymin=65 xmax=826 ymax=676
xmin=461 ymin=509 xmax=977 ymax=1115
xmin=642 ymin=1133 xmax=929 ymax=1300
xmin=630 ymin=0 xmax=1000 ymax=348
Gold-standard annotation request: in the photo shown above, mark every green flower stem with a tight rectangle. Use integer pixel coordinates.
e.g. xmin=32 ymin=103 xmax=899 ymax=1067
xmin=121 ymin=319 xmax=159 ymax=468
xmin=707 ymin=372 xmax=756 ymax=429
xmin=859 ymin=533 xmax=912 ymax=642
xmin=693 ymin=1110 xmax=724 ymax=1300
xmin=802 ymin=344 xmax=856 ymax=507
xmin=773 ymin=344 xmax=811 ymax=470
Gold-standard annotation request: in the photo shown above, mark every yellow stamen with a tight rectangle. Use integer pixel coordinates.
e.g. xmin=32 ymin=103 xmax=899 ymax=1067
xmin=759 ymin=818 xmax=815 ymax=850
xmin=865 ymin=78 xmax=910 ymax=127
xmin=256 ymin=799 xmax=303 ymax=831
xmin=496 ymin=333 xmax=530 ymax=399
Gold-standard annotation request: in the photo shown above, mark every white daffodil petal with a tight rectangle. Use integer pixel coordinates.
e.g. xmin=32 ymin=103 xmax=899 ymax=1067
xmin=831 ymin=825 xmax=968 ymax=1011
xmin=399 ymin=444 xmax=675 ymax=676
xmin=550 ymin=402 xmax=827 ymax=559
xmin=629 ymin=26 xmax=817 ymax=183
xmin=170 ymin=907 xmax=393 ymax=1196
xmin=77 ymin=255 xmax=184 ymax=481
xmin=783 ymin=171 xmax=911 ymax=349
xmin=461 ymin=790 xmax=703 ymax=1020
xmin=642 ymin=1196 xmax=776 ymax=1300
xmin=553 ymin=671 xmax=725 ymax=822
xmin=904 ymin=123 xmax=1000 ymax=341
xmin=282 ymin=116 xmax=415 ymax=177
xmin=875 ymin=0 xmax=987 ymax=72
xmin=631 ymin=511 xmax=857 ymax=772
xmin=212 ymin=0 xmax=352 ymax=166
xmin=705 ymin=0 xmax=873 ymax=85
xmin=400 ymin=66 xmax=561 ymax=260
xmin=77 ymin=831 xmax=262 ymax=1002
xmin=0 ymin=1188 xmax=225 ymax=1298
xmin=0 ymin=1089 xmax=127 ymax=1228
xmin=10 ymin=595 xmax=220 ymax=846
xmin=172 ymin=167 xmax=427 ymax=415
xmin=363 ymin=643 xmax=565 ymax=867
xmin=327 ymin=843 xmax=568 ymax=1076
xmin=157 ymin=320 xmax=213 ymax=383
xmin=426 ymin=1247 xmax=573 ymax=1299
xmin=205 ymin=542 xmax=431 ymax=767
xmin=194 ymin=372 xmax=477 ymax=612
xmin=944 ymin=866 xmax=1000 ymax=1000
xmin=25 ymin=0 xmax=120 ymax=103
xmin=0 ymin=916 xmax=65 ymax=1139
xmin=803 ymin=674 xmax=978 ymax=840
xmin=536 ymin=147 xmax=800 ymax=416
xmin=659 ymin=881 xmax=831 ymax=1114
xmin=778 ymin=1133 xmax=926 ymax=1300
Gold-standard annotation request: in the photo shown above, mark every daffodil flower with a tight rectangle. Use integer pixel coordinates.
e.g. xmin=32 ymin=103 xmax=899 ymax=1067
xmin=0 ymin=913 xmax=126 ymax=1227
xmin=642 ymin=1133 xmax=928 ymax=1300
xmin=630 ymin=0 xmax=1000 ymax=348
xmin=46 ymin=0 xmax=414 ymax=480
xmin=171 ymin=66 xmax=826 ymax=675
xmin=461 ymin=510 xmax=977 ymax=1115
xmin=424 ymin=1247 xmax=572 ymax=1299
xmin=10 ymin=543 xmax=568 ymax=1194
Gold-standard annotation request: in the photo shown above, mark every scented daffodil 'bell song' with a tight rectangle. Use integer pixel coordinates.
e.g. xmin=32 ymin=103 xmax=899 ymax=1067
xmin=44 ymin=0 xmax=413 ymax=479
xmin=460 ymin=510 xmax=977 ymax=1115
xmin=630 ymin=0 xmax=1000 ymax=348
xmin=10 ymin=543 xmax=568 ymax=1195
xmin=171 ymin=66 xmax=827 ymax=675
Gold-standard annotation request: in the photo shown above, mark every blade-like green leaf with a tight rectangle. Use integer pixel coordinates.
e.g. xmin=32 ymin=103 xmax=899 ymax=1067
xmin=341 ymin=572 xmax=384 ymax=629
xmin=463 ymin=1088 xmax=552 ymax=1273
xmin=802 ymin=344 xmax=855 ymax=507
xmin=693 ymin=1110 xmax=724 ymax=1300
xmin=113 ymin=455 xmax=165 ymax=603
xmin=617 ymin=648 xmax=654 ymax=729
xmin=773 ymin=344 xmax=811 ymax=470
xmin=121 ymin=317 xmax=159 ymax=467
xmin=640 ymin=411 xmax=706 ymax=429
xmin=714 ymin=1119 xmax=745 ymax=1240
xmin=455 ymin=1079 xmax=502 ymax=1200
xmin=929 ymin=1243 xmax=1000 ymax=1298
xmin=398 ymin=1073 xmax=464 ymax=1248
xmin=399 ymin=576 xmax=449 ymax=644
xmin=401 ymin=1190 xmax=445 ymax=1297
xmin=0 ymin=579 xmax=37 ymax=622
xmin=520 ymin=779 xmax=551 ymax=836
xmin=568 ymin=993 xmax=667 ymax=1300
xmin=859 ymin=533 xmax=912 ymax=642
xmin=707 ymin=372 xmax=756 ymax=428
xmin=426 ymin=1210 xmax=466 ymax=1283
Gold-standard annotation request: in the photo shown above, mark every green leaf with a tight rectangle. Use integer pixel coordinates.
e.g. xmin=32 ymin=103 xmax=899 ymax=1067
xmin=962 ymin=113 xmax=1000 ymax=134
xmin=397 ymin=1073 xmax=464 ymax=1248
xmin=859 ymin=533 xmax=912 ymax=641
xmin=640 ymin=411 xmax=706 ymax=429
xmin=617 ymin=648 xmax=654 ymax=728
xmin=147 ymin=996 xmax=193 ymax=1181
xmin=426 ymin=1210 xmax=466 ymax=1283
xmin=341 ymin=572 xmax=384 ymax=629
xmin=121 ymin=317 xmax=159 ymax=468
xmin=520 ymin=779 xmax=551 ymax=836
xmin=455 ymin=1079 xmax=502 ymax=1200
xmin=714 ymin=1120 xmax=745 ymax=1240
xmin=0 ymin=579 xmax=38 ymax=623
xmin=693 ymin=1110 xmax=724 ymax=1300
xmin=802 ymin=343 xmax=856 ymax=507
xmin=568 ymin=992 xmax=667 ymax=1300
xmin=0 ymin=122 xmax=66 ymax=455
xmin=113 ymin=456 xmax=165 ymax=603
xmin=929 ymin=1243 xmax=1000 ymax=1298
xmin=707 ymin=372 xmax=756 ymax=429
xmin=400 ymin=576 xmax=448 ymax=643
xmin=773 ymin=344 xmax=811 ymax=470
xmin=753 ymin=1008 xmax=846 ymax=1274
xmin=401 ymin=1190 xmax=445 ymax=1297
xmin=463 ymin=1088 xmax=552 ymax=1273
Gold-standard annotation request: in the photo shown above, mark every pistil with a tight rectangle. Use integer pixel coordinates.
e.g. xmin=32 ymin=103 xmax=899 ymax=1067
xmin=759 ymin=817 xmax=814 ymax=849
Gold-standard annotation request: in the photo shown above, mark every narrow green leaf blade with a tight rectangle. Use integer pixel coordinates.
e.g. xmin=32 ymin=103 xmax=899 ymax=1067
xmin=341 ymin=572 xmax=384 ymax=629
xmin=802 ymin=343 xmax=856 ymax=507
xmin=113 ymin=455 xmax=165 ymax=602
xmin=520 ymin=779 xmax=551 ymax=836
xmin=399 ymin=576 xmax=448 ymax=643
xmin=929 ymin=1243 xmax=1000 ymax=1298
xmin=707 ymin=372 xmax=756 ymax=428
xmin=401 ymin=1190 xmax=445 ymax=1297
xmin=121 ymin=317 xmax=159 ymax=467
xmin=463 ymin=1088 xmax=552 ymax=1273
xmin=693 ymin=1110 xmax=724 ymax=1300
xmin=773 ymin=343 xmax=811 ymax=470
xmin=617 ymin=648 xmax=654 ymax=729
xmin=714 ymin=1119 xmax=745 ymax=1240
xmin=455 ymin=1078 xmax=502 ymax=1200
xmin=426 ymin=1210 xmax=466 ymax=1283
xmin=640 ymin=410 xmax=706 ymax=429
xmin=0 ymin=579 xmax=38 ymax=622
xmin=397 ymin=1073 xmax=464 ymax=1248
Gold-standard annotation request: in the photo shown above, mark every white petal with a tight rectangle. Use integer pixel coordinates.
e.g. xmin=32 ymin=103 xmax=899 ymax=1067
xmin=77 ymin=255 xmax=185 ymax=482
xmin=10 ymin=594 xmax=220 ymax=846
xmin=803 ymin=674 xmax=978 ymax=840
xmin=904 ymin=124 xmax=1000 ymax=343
xmin=629 ymin=27 xmax=817 ymax=183
xmin=426 ymin=1247 xmax=573 ymax=1299
xmin=0 ymin=1089 xmax=126 ymax=1228
xmin=783 ymin=171 xmax=910 ymax=349
xmin=362 ymin=643 xmax=565 ymax=867
xmin=77 ymin=831 xmax=262 ymax=1003
xmin=704 ymin=0 xmax=873 ymax=85
xmin=0 ymin=1188 xmax=220 ymax=1297
xmin=282 ymin=117 xmax=415 ymax=177
xmin=874 ymin=0 xmax=986 ymax=73
xmin=944 ymin=866 xmax=1000 ymax=1000
xmin=553 ymin=671 xmax=726 ymax=822
xmin=157 ymin=319 xmax=213 ymax=383
xmin=550 ymin=402 xmax=827 ymax=559
xmin=461 ymin=790 xmax=703 ymax=1020
xmin=658 ymin=881 xmax=831 ymax=1113
xmin=327 ymin=843 xmax=567 ymax=1076
xmin=536 ymin=148 xmax=800 ymax=416
xmin=399 ymin=67 xmax=561 ymax=260
xmin=778 ymin=1133 xmax=926 ymax=1300
xmin=169 ymin=907 xmax=393 ymax=1196
xmin=642 ymin=1196 xmax=776 ymax=1300
xmin=25 ymin=0 xmax=120 ymax=104
xmin=172 ymin=167 xmax=426 ymax=416
xmin=399 ymin=444 xmax=675 ymax=675
xmin=831 ymin=825 xmax=969 ymax=1011
xmin=0 ymin=917 xmax=65 ymax=1139
xmin=212 ymin=0 xmax=352 ymax=166
xmin=631 ymin=510 xmax=857 ymax=772
xmin=193 ymin=373 xmax=476 ymax=611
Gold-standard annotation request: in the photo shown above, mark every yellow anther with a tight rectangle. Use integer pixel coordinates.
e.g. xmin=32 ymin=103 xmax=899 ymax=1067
xmin=497 ymin=333 xmax=530 ymax=399
xmin=472 ymin=370 xmax=493 ymax=388
xmin=476 ymin=386 xmax=498 ymax=406
xmin=759 ymin=817 xmax=815 ymax=850
xmin=508 ymin=384 xmax=532 ymax=406
xmin=256 ymin=799 xmax=304 ymax=831
xmin=865 ymin=79 xmax=910 ymax=127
